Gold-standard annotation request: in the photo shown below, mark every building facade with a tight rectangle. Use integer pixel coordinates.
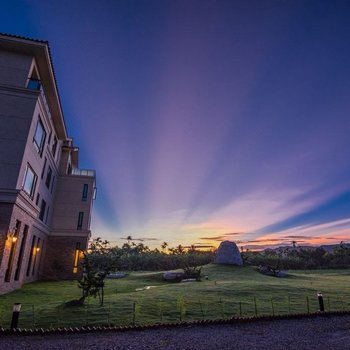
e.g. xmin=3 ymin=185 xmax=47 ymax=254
xmin=0 ymin=33 xmax=96 ymax=294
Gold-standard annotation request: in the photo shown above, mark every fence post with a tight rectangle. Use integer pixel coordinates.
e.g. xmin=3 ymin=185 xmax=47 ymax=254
xmin=132 ymin=301 xmax=136 ymax=325
xmin=254 ymin=297 xmax=258 ymax=317
xmin=159 ymin=300 xmax=163 ymax=322
xmin=306 ymin=296 xmax=310 ymax=314
xmin=271 ymin=298 xmax=275 ymax=316
xmin=32 ymin=304 xmax=35 ymax=328
xmin=85 ymin=303 xmax=89 ymax=326
xmin=219 ymin=297 xmax=225 ymax=319
xmin=288 ymin=295 xmax=291 ymax=314
xmin=57 ymin=304 xmax=60 ymax=327
xmin=199 ymin=300 xmax=204 ymax=319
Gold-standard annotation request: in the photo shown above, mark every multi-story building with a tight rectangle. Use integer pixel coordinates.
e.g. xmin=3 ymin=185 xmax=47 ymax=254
xmin=0 ymin=33 xmax=96 ymax=294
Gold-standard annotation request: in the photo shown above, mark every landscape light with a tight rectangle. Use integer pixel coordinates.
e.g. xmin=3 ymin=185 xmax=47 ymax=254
xmin=10 ymin=303 xmax=21 ymax=329
xmin=317 ymin=292 xmax=325 ymax=312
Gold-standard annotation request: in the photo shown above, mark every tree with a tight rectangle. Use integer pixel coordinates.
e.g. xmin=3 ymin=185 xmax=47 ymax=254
xmin=161 ymin=242 xmax=168 ymax=253
xmin=77 ymin=237 xmax=118 ymax=306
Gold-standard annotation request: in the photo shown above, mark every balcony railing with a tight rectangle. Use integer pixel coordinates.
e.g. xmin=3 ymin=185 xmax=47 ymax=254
xmin=71 ymin=168 xmax=96 ymax=177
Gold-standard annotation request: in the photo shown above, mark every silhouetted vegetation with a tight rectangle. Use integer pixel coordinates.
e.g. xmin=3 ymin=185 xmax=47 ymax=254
xmin=83 ymin=237 xmax=215 ymax=273
xmin=243 ymin=242 xmax=350 ymax=270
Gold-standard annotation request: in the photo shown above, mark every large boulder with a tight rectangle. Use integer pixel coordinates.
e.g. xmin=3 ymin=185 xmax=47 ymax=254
xmin=163 ymin=271 xmax=185 ymax=282
xmin=214 ymin=241 xmax=243 ymax=265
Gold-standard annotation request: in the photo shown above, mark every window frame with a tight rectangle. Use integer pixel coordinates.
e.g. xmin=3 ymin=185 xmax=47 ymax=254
xmin=45 ymin=166 xmax=52 ymax=189
xmin=77 ymin=212 xmax=84 ymax=230
xmin=39 ymin=199 xmax=46 ymax=221
xmin=33 ymin=117 xmax=46 ymax=156
xmin=23 ymin=164 xmax=37 ymax=199
xmin=82 ymin=184 xmax=88 ymax=201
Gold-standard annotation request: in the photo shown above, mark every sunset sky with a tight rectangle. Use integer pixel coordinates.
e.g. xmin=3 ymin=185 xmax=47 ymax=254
xmin=2 ymin=0 xmax=350 ymax=249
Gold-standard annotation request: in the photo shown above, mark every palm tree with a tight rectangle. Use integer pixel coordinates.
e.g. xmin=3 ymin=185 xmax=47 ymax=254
xmin=161 ymin=242 xmax=168 ymax=253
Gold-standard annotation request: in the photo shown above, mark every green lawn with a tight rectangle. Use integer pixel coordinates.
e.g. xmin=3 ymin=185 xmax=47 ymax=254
xmin=0 ymin=265 xmax=349 ymax=328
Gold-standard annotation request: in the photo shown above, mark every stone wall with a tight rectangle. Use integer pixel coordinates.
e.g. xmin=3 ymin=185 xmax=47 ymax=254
xmin=0 ymin=202 xmax=48 ymax=294
xmin=42 ymin=235 xmax=88 ymax=280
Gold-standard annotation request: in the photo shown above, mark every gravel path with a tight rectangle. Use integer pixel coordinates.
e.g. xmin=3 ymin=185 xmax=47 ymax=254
xmin=0 ymin=315 xmax=349 ymax=350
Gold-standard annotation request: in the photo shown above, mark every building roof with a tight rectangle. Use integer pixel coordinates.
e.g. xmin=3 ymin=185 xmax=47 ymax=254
xmin=0 ymin=32 xmax=68 ymax=139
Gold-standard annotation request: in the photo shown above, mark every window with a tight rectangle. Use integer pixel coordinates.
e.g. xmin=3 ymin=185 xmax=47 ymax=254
xmin=45 ymin=206 xmax=50 ymax=224
xmin=41 ymin=157 xmax=47 ymax=179
xmin=35 ymin=193 xmax=40 ymax=205
xmin=26 ymin=235 xmax=36 ymax=276
xmin=14 ymin=225 xmax=28 ymax=281
xmin=23 ymin=165 xmax=37 ymax=199
xmin=51 ymin=176 xmax=55 ymax=194
xmin=27 ymin=78 xmax=41 ymax=90
xmin=45 ymin=166 xmax=52 ymax=189
xmin=32 ymin=238 xmax=40 ymax=275
xmin=4 ymin=220 xmax=21 ymax=282
xmin=73 ymin=242 xmax=81 ymax=273
xmin=77 ymin=212 xmax=84 ymax=230
xmin=82 ymin=184 xmax=88 ymax=201
xmin=33 ymin=118 xmax=46 ymax=155
xmin=52 ymin=136 xmax=58 ymax=158
xmin=39 ymin=199 xmax=46 ymax=221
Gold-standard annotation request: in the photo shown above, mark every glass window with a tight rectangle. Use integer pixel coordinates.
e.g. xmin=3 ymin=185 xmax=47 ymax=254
xmin=52 ymin=136 xmax=58 ymax=158
xmin=39 ymin=199 xmax=46 ymax=221
xmin=23 ymin=165 xmax=37 ymax=198
xmin=35 ymin=193 xmax=40 ymax=205
xmin=82 ymin=184 xmax=88 ymax=201
xmin=33 ymin=118 xmax=46 ymax=155
xmin=27 ymin=78 xmax=41 ymax=90
xmin=45 ymin=166 xmax=52 ymax=189
xmin=77 ymin=212 xmax=84 ymax=230
xmin=41 ymin=157 xmax=47 ymax=179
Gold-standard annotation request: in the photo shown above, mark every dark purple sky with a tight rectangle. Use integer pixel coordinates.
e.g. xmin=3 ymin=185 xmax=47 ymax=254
xmin=2 ymin=0 xmax=350 ymax=248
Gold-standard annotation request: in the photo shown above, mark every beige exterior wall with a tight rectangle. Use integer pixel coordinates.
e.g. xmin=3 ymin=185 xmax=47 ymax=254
xmin=0 ymin=34 xmax=96 ymax=294
xmin=0 ymin=51 xmax=33 ymax=87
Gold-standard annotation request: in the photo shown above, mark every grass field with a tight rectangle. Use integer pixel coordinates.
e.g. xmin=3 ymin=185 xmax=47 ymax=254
xmin=0 ymin=265 xmax=349 ymax=328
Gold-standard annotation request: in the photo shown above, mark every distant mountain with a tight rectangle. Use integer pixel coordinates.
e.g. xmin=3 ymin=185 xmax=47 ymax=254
xmin=264 ymin=243 xmax=349 ymax=254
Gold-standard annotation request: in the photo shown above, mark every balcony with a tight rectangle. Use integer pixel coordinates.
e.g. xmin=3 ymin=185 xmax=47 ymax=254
xmin=71 ymin=168 xmax=96 ymax=177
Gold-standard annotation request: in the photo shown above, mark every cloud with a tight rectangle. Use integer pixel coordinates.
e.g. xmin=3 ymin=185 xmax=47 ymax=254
xmin=199 ymin=235 xmax=228 ymax=241
xmin=120 ymin=237 xmax=159 ymax=242
xmin=254 ymin=191 xmax=350 ymax=236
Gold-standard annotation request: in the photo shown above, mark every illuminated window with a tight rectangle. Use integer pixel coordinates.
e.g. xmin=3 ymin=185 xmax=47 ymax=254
xmin=33 ymin=118 xmax=46 ymax=155
xmin=23 ymin=165 xmax=37 ymax=199
xmin=73 ymin=242 xmax=81 ymax=273
xmin=32 ymin=238 xmax=41 ymax=275
xmin=82 ymin=184 xmax=88 ymax=201
xmin=26 ymin=235 xmax=36 ymax=276
xmin=4 ymin=220 xmax=21 ymax=282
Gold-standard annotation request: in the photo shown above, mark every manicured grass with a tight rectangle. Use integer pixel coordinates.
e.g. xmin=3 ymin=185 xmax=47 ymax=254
xmin=0 ymin=265 xmax=349 ymax=328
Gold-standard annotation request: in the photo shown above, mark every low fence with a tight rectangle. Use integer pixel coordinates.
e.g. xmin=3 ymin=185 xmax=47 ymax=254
xmin=0 ymin=293 xmax=349 ymax=329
